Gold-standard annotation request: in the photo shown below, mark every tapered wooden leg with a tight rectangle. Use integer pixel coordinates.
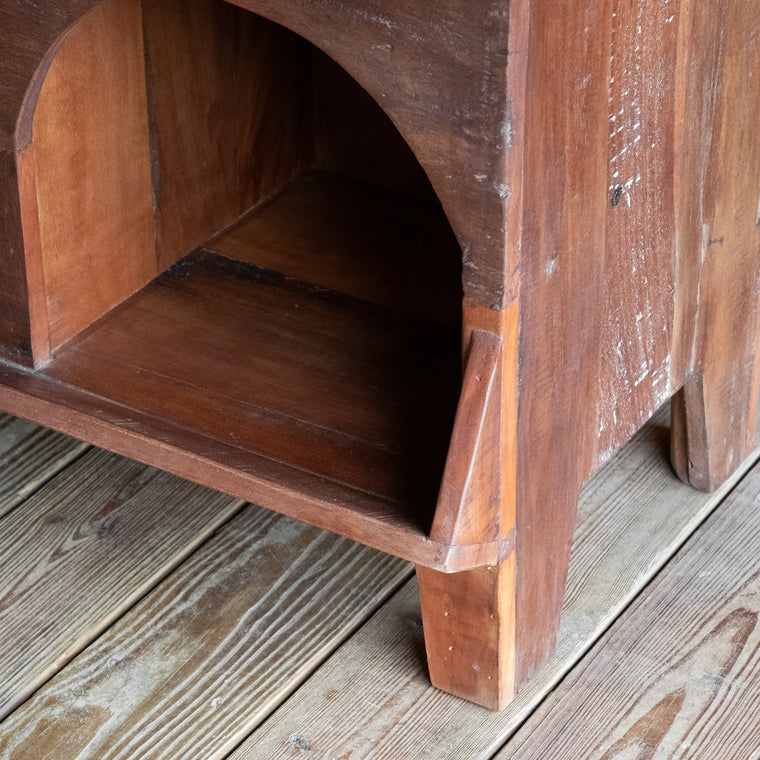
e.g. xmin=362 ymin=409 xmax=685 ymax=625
xmin=671 ymin=357 xmax=760 ymax=493
xmin=417 ymin=483 xmax=582 ymax=709
xmin=670 ymin=0 xmax=760 ymax=494
xmin=417 ymin=555 xmax=515 ymax=710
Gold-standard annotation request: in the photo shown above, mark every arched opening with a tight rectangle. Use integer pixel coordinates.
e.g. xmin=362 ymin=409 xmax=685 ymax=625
xmin=21 ymin=0 xmax=463 ymax=530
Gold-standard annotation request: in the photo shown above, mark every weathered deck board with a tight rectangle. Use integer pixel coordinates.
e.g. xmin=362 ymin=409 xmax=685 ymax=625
xmin=230 ymin=407 xmax=760 ymax=759
xmin=0 ymin=412 xmax=88 ymax=518
xmin=0 ymin=502 xmax=412 ymax=759
xmin=499 ymin=459 xmax=760 ymax=759
xmin=0 ymin=448 xmax=244 ymax=721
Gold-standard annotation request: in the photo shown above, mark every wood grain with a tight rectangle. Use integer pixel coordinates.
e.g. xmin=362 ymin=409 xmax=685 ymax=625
xmin=310 ymin=47 xmax=433 ymax=199
xmin=208 ymin=172 xmax=462 ymax=328
xmin=0 ymin=0 xmax=102 ymax=363
xmin=0 ymin=503 xmax=411 ymax=759
xmin=500 ymin=463 xmax=760 ymax=759
xmin=229 ymin=407 xmax=760 ymax=758
xmin=226 ymin=0 xmax=513 ymax=308
xmin=0 ymin=357 xmax=482 ymax=572
xmin=0 ymin=448 xmax=244 ymax=721
xmin=30 ymin=0 xmax=156 ymax=353
xmin=142 ymin=0 xmax=311 ymax=271
xmin=42 ymin=249 xmax=460 ymax=515
xmin=417 ymin=555 xmax=516 ymax=711
xmin=0 ymin=413 xmax=88 ymax=518
xmin=670 ymin=0 xmax=760 ymax=493
xmin=513 ymin=0 xmax=760 ymax=688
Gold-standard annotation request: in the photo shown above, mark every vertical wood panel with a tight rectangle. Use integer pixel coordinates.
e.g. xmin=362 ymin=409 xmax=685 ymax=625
xmin=0 ymin=149 xmax=34 ymax=364
xmin=32 ymin=0 xmax=156 ymax=352
xmin=515 ymin=0 xmax=613 ymax=684
xmin=142 ymin=0 xmax=313 ymax=270
xmin=598 ymin=0 xmax=679 ymax=453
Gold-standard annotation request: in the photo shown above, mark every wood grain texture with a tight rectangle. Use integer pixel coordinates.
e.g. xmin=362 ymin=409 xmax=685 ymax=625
xmin=430 ymin=328 xmax=503 ymax=547
xmin=227 ymin=0 xmax=513 ymax=308
xmin=230 ymin=408 xmax=760 ymax=758
xmin=670 ymin=0 xmax=760 ymax=493
xmin=500 ymin=462 xmax=760 ymax=759
xmin=0 ymin=357 xmax=483 ymax=572
xmin=310 ymin=47 xmax=433 ymax=199
xmin=418 ymin=555 xmax=516 ymax=711
xmin=0 ymin=503 xmax=411 ymax=759
xmin=0 ymin=448 xmax=244 ymax=721
xmin=208 ymin=172 xmax=462 ymax=328
xmin=0 ymin=0 xmax=102 ymax=363
xmin=42 ymin=249 xmax=460 ymax=517
xmin=513 ymin=0 xmax=760 ymax=688
xmin=30 ymin=0 xmax=156 ymax=353
xmin=0 ymin=413 xmax=88 ymax=518
xmin=513 ymin=0 xmax=613 ymax=686
xmin=142 ymin=0 xmax=312 ymax=271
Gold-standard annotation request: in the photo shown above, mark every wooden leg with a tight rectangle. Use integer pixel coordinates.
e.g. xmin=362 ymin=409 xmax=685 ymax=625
xmin=671 ymin=357 xmax=759 ymax=493
xmin=417 ymin=556 xmax=515 ymax=710
xmin=670 ymin=0 xmax=760 ymax=494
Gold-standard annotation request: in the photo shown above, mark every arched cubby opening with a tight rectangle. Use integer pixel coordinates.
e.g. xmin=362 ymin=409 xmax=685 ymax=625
xmin=17 ymin=0 xmax=464 ymax=538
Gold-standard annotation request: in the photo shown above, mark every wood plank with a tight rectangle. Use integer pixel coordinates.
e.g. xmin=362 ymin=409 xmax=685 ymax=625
xmin=30 ymin=0 xmax=157 ymax=353
xmin=0 ymin=360 xmax=480 ymax=572
xmin=228 ymin=406 xmax=760 ymax=759
xmin=208 ymin=172 xmax=462 ymax=328
xmin=142 ymin=0 xmax=311 ymax=271
xmin=0 ymin=413 xmax=88 ymax=518
xmin=0 ymin=447 xmax=244 ymax=721
xmin=500 ymin=459 xmax=760 ymax=759
xmin=0 ymin=503 xmax=412 ymax=759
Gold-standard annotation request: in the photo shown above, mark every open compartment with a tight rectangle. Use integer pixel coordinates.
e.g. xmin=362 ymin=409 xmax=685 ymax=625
xmin=10 ymin=0 xmax=466 ymax=555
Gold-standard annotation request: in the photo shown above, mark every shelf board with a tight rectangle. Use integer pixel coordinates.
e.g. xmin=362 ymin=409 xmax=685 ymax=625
xmin=0 ymin=167 xmax=475 ymax=566
xmin=208 ymin=171 xmax=463 ymax=328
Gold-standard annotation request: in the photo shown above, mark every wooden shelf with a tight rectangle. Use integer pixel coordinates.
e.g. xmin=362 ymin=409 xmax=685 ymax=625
xmin=0 ymin=172 xmax=470 ymax=569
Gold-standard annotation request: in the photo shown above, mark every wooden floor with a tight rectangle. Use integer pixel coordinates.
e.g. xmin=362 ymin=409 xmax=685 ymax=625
xmin=1 ymin=403 xmax=760 ymax=758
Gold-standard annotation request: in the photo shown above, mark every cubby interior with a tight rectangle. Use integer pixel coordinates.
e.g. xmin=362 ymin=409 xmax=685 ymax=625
xmin=20 ymin=0 xmax=464 ymax=533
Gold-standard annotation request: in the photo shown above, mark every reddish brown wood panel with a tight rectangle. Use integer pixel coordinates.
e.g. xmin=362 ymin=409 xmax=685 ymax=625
xmin=30 ymin=0 xmax=156 ymax=354
xmin=42 ymin=251 xmax=459 ymax=510
xmin=142 ymin=0 xmax=313 ymax=271
xmin=598 ymin=0 xmax=679 ymax=448
xmin=1 ymin=0 xmax=103 ymax=364
xmin=514 ymin=0 xmax=614 ymax=687
xmin=418 ymin=555 xmax=516 ymax=711
xmin=671 ymin=0 xmax=760 ymax=492
xmin=431 ymin=328 xmax=503 ymax=547
xmin=513 ymin=0 xmax=760 ymax=689
xmin=0 ymin=149 xmax=35 ymax=365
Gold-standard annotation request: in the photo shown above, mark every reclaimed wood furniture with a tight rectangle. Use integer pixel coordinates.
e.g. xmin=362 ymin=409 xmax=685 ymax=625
xmin=0 ymin=0 xmax=758 ymax=710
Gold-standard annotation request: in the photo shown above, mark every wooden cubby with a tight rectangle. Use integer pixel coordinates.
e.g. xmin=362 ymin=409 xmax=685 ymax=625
xmin=6 ymin=0 xmax=469 ymax=566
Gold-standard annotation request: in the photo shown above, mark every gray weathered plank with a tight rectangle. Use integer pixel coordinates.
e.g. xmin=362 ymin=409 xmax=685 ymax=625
xmin=0 ymin=413 xmax=88 ymax=517
xmin=0 ymin=502 xmax=412 ymax=759
xmin=0 ymin=448 xmax=244 ymax=720
xmin=229 ymin=406 xmax=760 ymax=759
xmin=499 ymin=459 xmax=760 ymax=759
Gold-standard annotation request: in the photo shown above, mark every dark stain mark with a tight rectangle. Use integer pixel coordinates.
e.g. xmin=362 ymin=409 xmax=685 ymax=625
xmin=288 ymin=734 xmax=311 ymax=753
xmin=611 ymin=185 xmax=624 ymax=207
xmin=599 ymin=688 xmax=686 ymax=760
xmin=708 ymin=236 xmax=725 ymax=246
